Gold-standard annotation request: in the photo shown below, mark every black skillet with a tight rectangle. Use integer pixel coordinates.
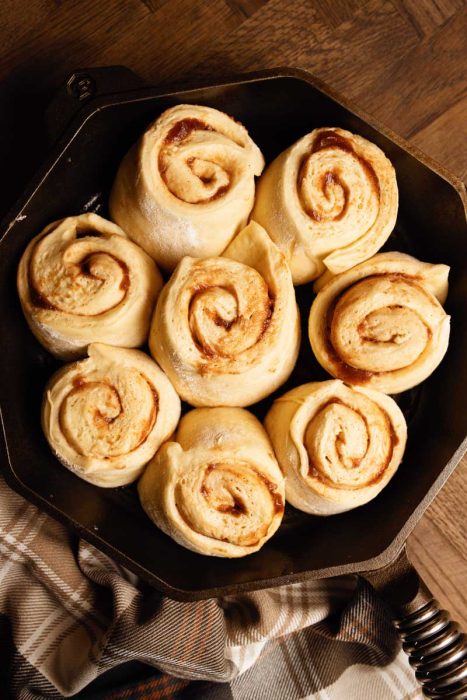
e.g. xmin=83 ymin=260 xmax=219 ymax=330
xmin=0 ymin=66 xmax=466 ymax=698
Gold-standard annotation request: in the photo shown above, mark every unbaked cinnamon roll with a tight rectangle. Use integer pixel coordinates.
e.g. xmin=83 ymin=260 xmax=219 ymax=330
xmin=42 ymin=344 xmax=181 ymax=487
xmin=17 ymin=213 xmax=162 ymax=360
xmin=252 ymin=127 xmax=398 ymax=284
xmin=309 ymin=252 xmax=450 ymax=394
xmin=264 ymin=380 xmax=407 ymax=515
xmin=138 ymin=407 xmax=285 ymax=557
xmin=109 ymin=104 xmax=264 ymax=270
xmin=149 ymin=221 xmax=300 ymax=406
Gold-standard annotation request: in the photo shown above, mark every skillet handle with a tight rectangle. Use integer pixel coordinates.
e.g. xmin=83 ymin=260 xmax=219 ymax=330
xmin=363 ymin=547 xmax=467 ymax=698
xmin=44 ymin=65 xmax=147 ymax=145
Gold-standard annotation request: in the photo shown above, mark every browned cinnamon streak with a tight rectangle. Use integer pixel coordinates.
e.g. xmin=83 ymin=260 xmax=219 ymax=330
xmin=189 ymin=283 xmax=275 ymax=362
xmin=298 ymin=129 xmax=380 ymax=221
xmin=60 ymin=374 xmax=158 ymax=457
xmin=368 ymin=271 xmax=422 ymax=284
xmin=159 ymin=118 xmax=231 ymax=203
xmin=29 ymin=244 xmax=130 ymax=314
xmin=75 ymin=229 xmax=103 ymax=239
xmin=200 ymin=462 xmax=284 ymax=519
xmin=212 ymin=313 xmax=235 ymax=331
xmin=324 ymin=294 xmax=374 ymax=384
xmin=267 ymin=482 xmax=286 ymax=514
xmin=217 ymin=499 xmax=247 ymax=516
xmin=118 ymin=259 xmax=130 ymax=292
xmin=164 ymin=118 xmax=213 ymax=144
xmin=307 ymin=396 xmax=398 ymax=488
xmin=139 ymin=386 xmax=159 ymax=445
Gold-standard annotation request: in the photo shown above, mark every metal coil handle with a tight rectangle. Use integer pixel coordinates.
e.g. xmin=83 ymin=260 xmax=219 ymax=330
xmin=395 ymin=600 xmax=467 ymax=698
xmin=363 ymin=548 xmax=467 ymax=698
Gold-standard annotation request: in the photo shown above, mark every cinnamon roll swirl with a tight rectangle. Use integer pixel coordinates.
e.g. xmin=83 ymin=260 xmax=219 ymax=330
xmin=252 ymin=127 xmax=398 ymax=284
xmin=110 ymin=104 xmax=264 ymax=269
xmin=309 ymin=252 xmax=450 ymax=394
xmin=17 ymin=213 xmax=162 ymax=360
xmin=264 ymin=380 xmax=407 ymax=515
xmin=149 ymin=221 xmax=300 ymax=406
xmin=42 ymin=344 xmax=181 ymax=487
xmin=138 ymin=407 xmax=285 ymax=557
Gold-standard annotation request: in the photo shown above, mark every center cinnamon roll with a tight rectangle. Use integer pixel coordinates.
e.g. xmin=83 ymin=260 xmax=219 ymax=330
xmin=186 ymin=269 xmax=273 ymax=360
xmin=149 ymin=221 xmax=300 ymax=407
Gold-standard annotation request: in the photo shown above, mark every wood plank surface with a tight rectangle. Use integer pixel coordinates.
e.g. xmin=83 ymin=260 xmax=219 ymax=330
xmin=0 ymin=0 xmax=465 ymax=633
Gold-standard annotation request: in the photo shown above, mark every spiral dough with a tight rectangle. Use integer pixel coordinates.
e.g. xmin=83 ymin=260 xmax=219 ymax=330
xmin=264 ymin=380 xmax=407 ymax=515
xmin=138 ymin=407 xmax=285 ymax=557
xmin=17 ymin=213 xmax=162 ymax=360
xmin=252 ymin=127 xmax=398 ymax=284
xmin=110 ymin=104 xmax=264 ymax=269
xmin=309 ymin=252 xmax=450 ymax=394
xmin=149 ymin=221 xmax=300 ymax=406
xmin=42 ymin=344 xmax=181 ymax=487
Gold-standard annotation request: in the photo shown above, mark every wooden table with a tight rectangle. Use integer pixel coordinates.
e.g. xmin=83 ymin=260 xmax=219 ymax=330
xmin=0 ymin=0 xmax=465 ymax=627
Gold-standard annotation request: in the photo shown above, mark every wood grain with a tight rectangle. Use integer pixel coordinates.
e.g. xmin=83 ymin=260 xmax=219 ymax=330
xmin=392 ymin=0 xmax=464 ymax=38
xmin=223 ymin=0 xmax=270 ymax=20
xmin=408 ymin=455 xmax=467 ymax=628
xmin=412 ymin=96 xmax=467 ymax=181
xmin=356 ymin=10 xmax=467 ymax=138
xmin=0 ymin=0 xmax=465 ymax=630
xmin=190 ymin=0 xmax=421 ymax=99
xmin=314 ymin=0 xmax=364 ymax=29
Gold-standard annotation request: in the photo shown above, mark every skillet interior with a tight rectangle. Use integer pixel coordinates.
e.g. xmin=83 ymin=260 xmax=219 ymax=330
xmin=0 ymin=71 xmax=466 ymax=600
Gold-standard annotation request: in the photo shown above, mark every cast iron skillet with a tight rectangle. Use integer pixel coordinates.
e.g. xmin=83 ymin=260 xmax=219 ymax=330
xmin=0 ymin=66 xmax=466 ymax=698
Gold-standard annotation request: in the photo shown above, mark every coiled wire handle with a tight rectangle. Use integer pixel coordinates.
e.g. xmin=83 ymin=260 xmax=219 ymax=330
xmin=395 ymin=600 xmax=467 ymax=698
xmin=363 ymin=547 xmax=467 ymax=699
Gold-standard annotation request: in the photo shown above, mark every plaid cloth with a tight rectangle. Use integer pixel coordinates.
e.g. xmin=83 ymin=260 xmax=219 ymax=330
xmin=0 ymin=476 xmax=422 ymax=699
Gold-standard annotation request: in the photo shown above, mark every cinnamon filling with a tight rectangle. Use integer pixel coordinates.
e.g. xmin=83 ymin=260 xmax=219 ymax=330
xmin=159 ymin=118 xmax=233 ymax=204
xmin=324 ymin=273 xmax=433 ymax=378
xmin=75 ymin=228 xmax=103 ymax=239
xmin=312 ymin=129 xmax=380 ymax=198
xmin=307 ymin=397 xmax=398 ymax=488
xmin=29 ymin=246 xmax=130 ymax=315
xmin=59 ymin=374 xmax=158 ymax=457
xmin=200 ymin=462 xmax=284 ymax=516
xmin=189 ymin=285 xmax=275 ymax=361
xmin=324 ymin=296 xmax=374 ymax=383
xmin=298 ymin=129 xmax=380 ymax=222
xmin=164 ymin=118 xmax=213 ymax=144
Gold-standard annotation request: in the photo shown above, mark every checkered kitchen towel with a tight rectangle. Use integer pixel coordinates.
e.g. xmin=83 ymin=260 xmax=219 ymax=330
xmin=0 ymin=477 xmax=422 ymax=699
